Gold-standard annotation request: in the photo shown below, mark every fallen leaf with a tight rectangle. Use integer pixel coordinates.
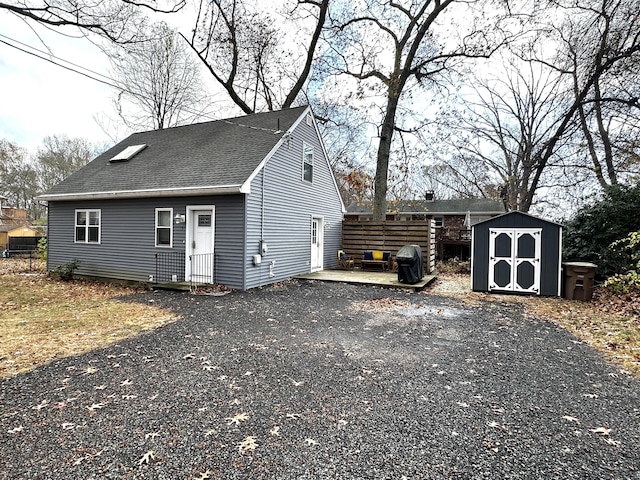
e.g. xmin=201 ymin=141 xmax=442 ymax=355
xmin=86 ymin=403 xmax=106 ymax=413
xmin=238 ymin=436 xmax=258 ymax=454
xmin=8 ymin=426 xmax=23 ymax=434
xmin=562 ymin=415 xmax=580 ymax=423
xmin=138 ymin=450 xmax=155 ymax=465
xmin=226 ymin=412 xmax=249 ymax=426
xmin=590 ymin=427 xmax=611 ymax=436
xmin=194 ymin=472 xmax=212 ymax=480
xmin=270 ymin=426 xmax=280 ymax=436
xmin=305 ymin=438 xmax=318 ymax=446
xmin=31 ymin=400 xmax=49 ymax=411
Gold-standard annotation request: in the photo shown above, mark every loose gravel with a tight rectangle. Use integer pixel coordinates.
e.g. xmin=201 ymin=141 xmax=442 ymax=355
xmin=1 ymin=279 xmax=639 ymax=479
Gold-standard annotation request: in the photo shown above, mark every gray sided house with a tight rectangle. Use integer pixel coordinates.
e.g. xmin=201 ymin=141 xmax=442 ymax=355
xmin=38 ymin=106 xmax=345 ymax=290
xmin=471 ymin=211 xmax=563 ymax=296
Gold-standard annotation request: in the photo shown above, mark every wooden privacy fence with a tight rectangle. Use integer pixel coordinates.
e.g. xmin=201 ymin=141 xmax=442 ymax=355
xmin=342 ymin=220 xmax=436 ymax=274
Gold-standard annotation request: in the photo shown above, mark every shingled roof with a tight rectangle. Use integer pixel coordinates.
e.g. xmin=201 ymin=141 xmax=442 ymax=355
xmin=38 ymin=106 xmax=309 ymax=201
xmin=347 ymin=198 xmax=505 ymax=215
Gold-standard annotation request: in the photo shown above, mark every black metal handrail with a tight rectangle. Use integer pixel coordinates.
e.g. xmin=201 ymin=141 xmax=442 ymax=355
xmin=189 ymin=253 xmax=215 ymax=288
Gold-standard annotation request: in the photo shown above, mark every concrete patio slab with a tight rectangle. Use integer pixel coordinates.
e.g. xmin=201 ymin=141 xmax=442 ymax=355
xmin=296 ymin=269 xmax=437 ymax=290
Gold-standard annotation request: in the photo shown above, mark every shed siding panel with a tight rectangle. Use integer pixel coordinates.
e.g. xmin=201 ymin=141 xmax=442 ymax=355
xmin=47 ymin=195 xmax=245 ymax=288
xmin=539 ymin=226 xmax=561 ymax=296
xmin=471 ymin=223 xmax=490 ymax=291
xmin=244 ymin=117 xmax=343 ymax=289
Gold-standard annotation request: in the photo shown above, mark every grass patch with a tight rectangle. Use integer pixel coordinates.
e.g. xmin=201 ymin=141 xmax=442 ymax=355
xmin=0 ymin=258 xmax=178 ymax=378
xmin=427 ymin=274 xmax=640 ymax=377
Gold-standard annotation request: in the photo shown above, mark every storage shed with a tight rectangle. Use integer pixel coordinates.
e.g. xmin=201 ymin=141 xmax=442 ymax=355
xmin=471 ymin=211 xmax=562 ymax=296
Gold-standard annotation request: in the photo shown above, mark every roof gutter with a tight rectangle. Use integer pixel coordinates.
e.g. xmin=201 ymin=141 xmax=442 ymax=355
xmin=36 ymin=185 xmax=243 ymax=202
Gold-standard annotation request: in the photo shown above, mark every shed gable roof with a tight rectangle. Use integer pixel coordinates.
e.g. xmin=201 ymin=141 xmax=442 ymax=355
xmin=472 ymin=211 xmax=563 ymax=228
xmin=39 ymin=106 xmax=309 ymax=201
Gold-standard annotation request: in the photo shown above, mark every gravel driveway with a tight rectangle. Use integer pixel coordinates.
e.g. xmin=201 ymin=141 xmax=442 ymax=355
xmin=1 ymin=280 xmax=639 ymax=479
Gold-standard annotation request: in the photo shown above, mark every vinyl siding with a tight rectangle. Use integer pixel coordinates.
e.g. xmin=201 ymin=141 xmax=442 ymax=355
xmin=244 ymin=116 xmax=343 ymax=289
xmin=47 ymin=195 xmax=245 ymax=289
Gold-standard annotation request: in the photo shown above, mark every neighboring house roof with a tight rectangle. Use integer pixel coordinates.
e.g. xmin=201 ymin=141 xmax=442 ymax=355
xmin=347 ymin=198 xmax=505 ymax=215
xmin=0 ymin=224 xmax=36 ymax=233
xmin=38 ymin=106 xmax=310 ymax=201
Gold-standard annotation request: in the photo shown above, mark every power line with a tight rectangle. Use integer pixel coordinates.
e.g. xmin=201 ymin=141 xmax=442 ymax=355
xmin=0 ymin=32 xmax=115 ymax=84
xmin=0 ymin=33 xmax=269 ymax=130
xmin=0 ymin=36 xmax=121 ymax=90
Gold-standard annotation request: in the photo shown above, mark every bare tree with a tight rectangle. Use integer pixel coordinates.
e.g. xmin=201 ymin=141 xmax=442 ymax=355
xmin=424 ymin=55 xmax=571 ymax=211
xmin=105 ymin=22 xmax=211 ymax=130
xmin=325 ymin=0 xmax=513 ymax=220
xmin=0 ymin=139 xmax=37 ymax=215
xmin=0 ymin=0 xmax=184 ymax=43
xmin=561 ymin=0 xmax=640 ymax=190
xmin=34 ymin=135 xmax=96 ymax=192
xmin=521 ymin=0 xmax=640 ymax=210
xmin=184 ymin=0 xmax=328 ymax=113
xmin=422 ymin=0 xmax=640 ymax=212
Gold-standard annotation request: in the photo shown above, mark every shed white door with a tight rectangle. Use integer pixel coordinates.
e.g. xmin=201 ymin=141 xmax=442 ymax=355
xmin=488 ymin=228 xmax=541 ymax=294
xmin=188 ymin=208 xmax=215 ymax=283
xmin=310 ymin=217 xmax=323 ymax=272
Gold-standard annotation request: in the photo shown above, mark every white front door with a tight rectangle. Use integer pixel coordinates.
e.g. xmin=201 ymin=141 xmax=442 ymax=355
xmin=310 ymin=217 xmax=323 ymax=272
xmin=488 ymin=228 xmax=541 ymax=294
xmin=187 ymin=208 xmax=215 ymax=283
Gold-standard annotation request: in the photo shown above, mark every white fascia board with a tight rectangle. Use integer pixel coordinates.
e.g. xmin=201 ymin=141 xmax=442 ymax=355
xmin=36 ymin=184 xmax=243 ymax=202
xmin=240 ymin=106 xmax=312 ymax=194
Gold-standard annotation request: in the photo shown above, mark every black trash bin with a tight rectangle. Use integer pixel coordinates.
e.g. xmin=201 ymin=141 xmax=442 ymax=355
xmin=396 ymin=244 xmax=423 ymax=284
xmin=563 ymin=262 xmax=597 ymax=301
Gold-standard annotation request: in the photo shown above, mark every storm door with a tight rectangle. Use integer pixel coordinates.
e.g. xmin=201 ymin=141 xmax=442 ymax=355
xmin=310 ymin=216 xmax=323 ymax=272
xmin=186 ymin=207 xmax=215 ymax=284
xmin=488 ymin=228 xmax=541 ymax=294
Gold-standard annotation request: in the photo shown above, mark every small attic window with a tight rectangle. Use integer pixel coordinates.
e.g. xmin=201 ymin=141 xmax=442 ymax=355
xmin=109 ymin=144 xmax=147 ymax=163
xmin=306 ymin=114 xmax=313 ymax=126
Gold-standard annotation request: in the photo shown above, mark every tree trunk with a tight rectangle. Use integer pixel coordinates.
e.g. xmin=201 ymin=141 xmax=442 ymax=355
xmin=372 ymin=93 xmax=401 ymax=221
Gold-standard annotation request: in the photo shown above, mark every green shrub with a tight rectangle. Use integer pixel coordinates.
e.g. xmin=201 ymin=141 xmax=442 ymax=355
xmin=50 ymin=259 xmax=79 ymax=281
xmin=564 ymin=186 xmax=640 ymax=277
xmin=38 ymin=237 xmax=47 ymax=262
xmin=603 ymin=231 xmax=640 ymax=293
xmin=604 ymin=271 xmax=640 ymax=294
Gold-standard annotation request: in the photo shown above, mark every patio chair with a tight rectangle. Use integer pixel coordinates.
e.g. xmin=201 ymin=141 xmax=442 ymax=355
xmin=338 ymin=250 xmax=355 ymax=270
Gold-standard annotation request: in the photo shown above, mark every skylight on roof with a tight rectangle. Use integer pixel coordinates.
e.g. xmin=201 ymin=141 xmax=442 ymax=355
xmin=109 ymin=144 xmax=147 ymax=163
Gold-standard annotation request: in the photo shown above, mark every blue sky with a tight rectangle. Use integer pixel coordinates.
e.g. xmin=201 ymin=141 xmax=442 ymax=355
xmin=0 ymin=12 xmax=114 ymax=152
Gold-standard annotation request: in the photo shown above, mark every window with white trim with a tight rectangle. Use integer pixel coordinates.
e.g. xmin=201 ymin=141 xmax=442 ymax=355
xmin=155 ymin=208 xmax=173 ymax=247
xmin=303 ymin=143 xmax=313 ymax=182
xmin=75 ymin=209 xmax=101 ymax=243
xmin=433 ymin=216 xmax=444 ymax=228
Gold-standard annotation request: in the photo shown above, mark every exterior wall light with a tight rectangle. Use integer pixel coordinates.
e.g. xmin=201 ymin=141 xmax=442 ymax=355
xmin=174 ymin=213 xmax=186 ymax=224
